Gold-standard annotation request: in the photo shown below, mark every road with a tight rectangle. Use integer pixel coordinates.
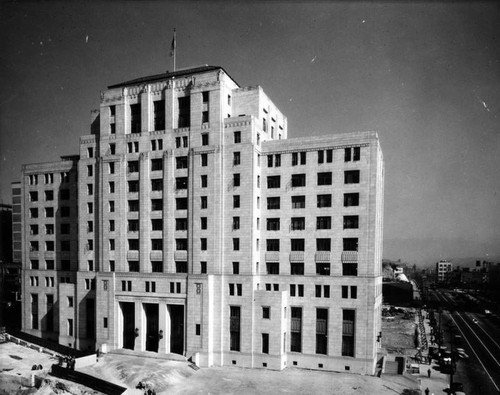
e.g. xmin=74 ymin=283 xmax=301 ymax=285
xmin=430 ymin=288 xmax=500 ymax=394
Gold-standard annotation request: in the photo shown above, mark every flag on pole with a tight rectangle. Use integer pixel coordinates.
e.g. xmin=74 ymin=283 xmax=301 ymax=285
xmin=170 ymin=28 xmax=176 ymax=57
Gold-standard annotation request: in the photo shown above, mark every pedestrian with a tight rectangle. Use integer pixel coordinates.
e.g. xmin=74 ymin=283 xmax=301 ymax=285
xmin=425 ymin=388 xmax=430 ymax=395
xmin=427 ymin=368 xmax=431 ymax=378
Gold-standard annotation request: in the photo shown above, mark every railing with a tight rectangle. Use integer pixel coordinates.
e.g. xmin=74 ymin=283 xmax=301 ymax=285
xmin=289 ymin=252 xmax=304 ymax=262
xmin=315 ymin=252 xmax=331 ymax=262
xmin=174 ymin=250 xmax=187 ymax=261
xmin=265 ymin=251 xmax=280 ymax=262
xmin=341 ymin=251 xmax=358 ymax=263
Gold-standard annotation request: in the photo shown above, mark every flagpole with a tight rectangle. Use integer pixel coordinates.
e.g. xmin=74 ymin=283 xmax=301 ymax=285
xmin=173 ymin=28 xmax=176 ymax=72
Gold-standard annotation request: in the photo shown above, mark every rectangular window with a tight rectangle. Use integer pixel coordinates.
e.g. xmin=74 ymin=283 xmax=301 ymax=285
xmin=291 ymin=174 xmax=306 ymax=187
xmin=233 ymin=173 xmax=240 ymax=187
xmin=128 ymin=261 xmax=139 ymax=272
xmin=151 ymin=199 xmax=163 ymax=211
xmin=262 ymin=306 xmax=270 ymax=319
xmin=151 ymin=179 xmax=163 ymax=191
xmin=290 ymin=217 xmax=305 ymax=231
xmin=201 ymin=175 xmax=208 ymax=188
xmin=176 ymin=239 xmax=188 ymax=250
xmin=200 ymin=238 xmax=207 ymax=250
xmin=178 ymin=96 xmax=190 ymax=128
xmin=176 ymin=177 xmax=188 ymax=190
xmin=291 ymin=195 xmax=305 ymax=209
xmin=29 ymin=191 xmax=38 ymax=201
xmin=201 ymin=153 xmax=208 ymax=166
xmin=323 ymin=285 xmax=330 ymax=298
xmin=128 ymin=161 xmax=139 ymax=173
xmin=176 ymin=198 xmax=188 ymax=210
xmin=87 ymin=165 xmax=93 ymax=177
xmin=318 ymin=150 xmax=324 ymax=164
xmin=267 ymin=176 xmax=280 ymax=189
xmin=291 ymin=152 xmax=298 ymax=166
xmin=262 ymin=333 xmax=269 ymax=354
xmin=152 ymin=261 xmax=163 ymax=273
xmin=342 ymin=285 xmax=349 ymax=299
xmin=151 ymin=239 xmax=163 ymax=251
xmin=266 ymin=262 xmax=279 ymax=275
xmin=291 ymin=307 xmax=302 ymax=352
xmin=343 ymin=263 xmax=358 ymax=276
xmin=154 ymin=100 xmax=165 ymax=130
xmin=109 ymin=181 xmax=115 ymax=193
xmin=151 ymin=218 xmax=162 ymax=231
xmin=230 ymin=306 xmax=241 ymax=351
xmin=234 ymin=131 xmax=241 ymax=143
xmin=200 ymin=261 xmax=207 ymax=274
xmin=317 ymin=194 xmax=332 ymax=208
xmin=343 ymin=215 xmax=359 ymax=229
xmin=345 ymin=170 xmax=360 ymax=184
xmin=233 ymin=195 xmax=240 ymax=208
xmin=45 ymin=207 xmax=54 ymax=217
xmin=326 ymin=149 xmax=333 ymax=162
xmin=266 ymin=239 xmax=279 ymax=251
xmin=342 ymin=309 xmax=355 ymax=357
xmin=267 ymin=155 xmax=274 ymax=168
xmin=290 ymin=262 xmax=304 ymax=275
xmin=45 ymin=190 xmax=53 ymax=201
xmin=351 ymin=286 xmax=357 ymax=299
xmin=300 ymin=151 xmax=306 ymax=165
xmin=68 ymin=318 xmax=73 ymax=336
xmin=200 ymin=217 xmax=207 ymax=230
xmin=128 ymin=219 xmax=139 ymax=232
xmin=275 ymin=154 xmax=281 ymax=167
xmin=233 ymin=238 xmax=240 ymax=251
xmin=343 ymin=238 xmax=358 ymax=251
xmin=316 ymin=262 xmax=330 ymax=276
xmin=318 ymin=172 xmax=332 ymax=186
xmin=130 ymin=103 xmax=141 ymax=133
xmin=316 ymin=216 xmax=331 ymax=230
xmin=176 ymin=261 xmax=187 ymax=273
xmin=316 ymin=309 xmax=328 ymax=355
xmin=201 ymin=196 xmax=207 ymax=209
xmin=201 ymin=133 xmax=209 ymax=146
xmin=175 ymin=218 xmax=188 ymax=231
xmin=267 ymin=197 xmax=280 ymax=210
xmin=316 ymin=238 xmax=331 ymax=251
xmin=128 ymin=239 xmax=139 ymax=250
xmin=266 ymin=218 xmax=280 ymax=231
xmin=151 ymin=158 xmax=163 ymax=171
xmin=232 ymin=217 xmax=240 ymax=230
xmin=176 ymin=156 xmax=188 ymax=169
xmin=233 ymin=152 xmax=241 ymax=166
xmin=232 ymin=262 xmax=239 ymax=275
xmin=344 ymin=193 xmax=359 ymax=207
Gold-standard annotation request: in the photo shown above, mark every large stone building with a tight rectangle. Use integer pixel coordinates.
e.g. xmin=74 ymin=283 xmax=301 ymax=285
xmin=18 ymin=66 xmax=384 ymax=374
xmin=436 ymin=260 xmax=452 ymax=283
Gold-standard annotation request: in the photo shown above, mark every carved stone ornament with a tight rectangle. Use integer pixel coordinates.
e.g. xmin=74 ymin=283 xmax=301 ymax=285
xmin=196 ymin=283 xmax=202 ymax=294
xmin=103 ymin=280 xmax=109 ymax=291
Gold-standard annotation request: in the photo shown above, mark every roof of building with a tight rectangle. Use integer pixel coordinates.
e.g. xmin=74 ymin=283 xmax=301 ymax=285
xmin=108 ymin=65 xmax=238 ymax=89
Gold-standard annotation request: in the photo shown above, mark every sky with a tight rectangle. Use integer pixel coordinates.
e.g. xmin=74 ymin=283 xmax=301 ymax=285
xmin=1 ymin=1 xmax=499 ymax=267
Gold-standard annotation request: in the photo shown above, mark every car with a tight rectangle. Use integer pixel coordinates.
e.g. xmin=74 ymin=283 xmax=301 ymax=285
xmin=472 ymin=318 xmax=478 ymax=324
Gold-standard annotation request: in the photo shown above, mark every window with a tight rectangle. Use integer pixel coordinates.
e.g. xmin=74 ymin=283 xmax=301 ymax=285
xmin=343 ymin=263 xmax=358 ymax=276
xmin=130 ymin=103 xmax=141 ymax=133
xmin=266 ymin=262 xmax=279 ymax=275
xmin=202 ymin=111 xmax=209 ymax=123
xmin=61 ymin=206 xmax=70 ymax=217
xmin=151 ymin=179 xmax=163 ymax=191
xmin=31 ymin=259 xmax=39 ymax=269
xmin=232 ymin=261 xmax=239 ymax=274
xmin=29 ymin=208 xmax=38 ymax=218
xmin=30 ymin=225 xmax=39 ymax=235
xmin=151 ymin=218 xmax=163 ymax=231
xmin=343 ymin=238 xmax=358 ymax=251
xmin=200 ymin=217 xmax=207 ymax=230
xmin=176 ymin=261 xmax=187 ymax=273
xmin=291 ymin=174 xmax=306 ymax=187
xmin=200 ymin=238 xmax=207 ymax=250
xmin=291 ymin=195 xmax=305 ymax=209
xmin=351 ymin=286 xmax=357 ymax=299
xmin=45 ymin=207 xmax=54 ymax=218
xmin=176 ymin=198 xmax=188 ymax=210
xmin=345 ymin=147 xmax=360 ymax=162
xmin=266 ymin=218 xmax=280 ymax=231
xmin=232 ymin=217 xmax=240 ymax=230
xmin=316 ymin=238 xmax=331 ymax=251
xmin=87 ymin=165 xmax=93 ymax=177
xmin=128 ymin=239 xmax=139 ymax=250
xmin=154 ymin=100 xmax=165 ymax=130
xmin=318 ymin=150 xmax=324 ymax=164
xmin=201 ymin=196 xmax=207 ymax=209
xmin=183 ymin=136 xmax=188 ymax=147
xmin=317 ymin=172 xmax=332 ymax=185
xmin=233 ymin=195 xmax=240 ymax=208
xmin=267 ymin=155 xmax=274 ymax=168
xmin=233 ymin=238 xmax=240 ymax=251
xmin=201 ymin=153 xmax=208 ymax=166
xmin=104 ymin=317 xmax=108 ymax=328
xmin=291 ymin=307 xmax=302 ymax=352
xmin=128 ymin=200 xmax=139 ymax=212
xmin=45 ymin=174 xmax=53 ymax=184
xmin=88 ymin=260 xmax=94 ymax=271
xmin=175 ymin=239 xmax=187 ymax=251
xmin=109 ymin=143 xmax=116 ymax=155
xmin=146 ymin=281 xmax=156 ymax=293
xmin=345 ymin=170 xmax=360 ymax=184
xmin=230 ymin=306 xmax=241 ymax=351
xmin=344 ymin=193 xmax=359 ymax=207
xmin=109 ymin=220 xmax=115 ymax=232
xmin=300 ymin=151 xmax=306 ymax=165
xmin=127 ymin=141 xmax=139 ymax=153
xmin=176 ymin=218 xmax=188 ymax=231
xmin=342 ymin=285 xmax=349 ymax=299
xmin=233 ymin=152 xmax=240 ymax=166
xmin=61 ymin=260 xmax=70 ymax=271
xmin=292 ymin=152 xmax=298 ymax=166
xmin=267 ymin=176 xmax=280 ymax=189
xmin=152 ymin=261 xmax=163 ymax=272
xmin=200 ymin=261 xmax=207 ymax=274
xmin=262 ymin=333 xmax=269 ymax=354
xmin=262 ymin=306 xmax=270 ymax=319
xmin=326 ymin=149 xmax=333 ymax=162
xmin=109 ymin=162 xmax=115 ymax=174
xmin=176 ymin=177 xmax=188 ymax=190
xmin=291 ymin=239 xmax=305 ymax=251
xmin=151 ymin=158 xmax=163 ymax=171
xmin=275 ymin=154 xmax=281 ymax=167
xmin=316 ymin=216 xmax=331 ymax=230
xmin=316 ymin=309 xmax=328 ymax=355
xmin=342 ymin=310 xmax=355 ymax=357
xmin=87 ymin=147 xmax=94 ymax=158
xmin=233 ymin=174 xmax=240 ymax=187
xmin=128 ymin=261 xmax=139 ymax=272
xmin=290 ymin=262 xmax=304 ymax=275
xmin=151 ymin=239 xmax=163 ymax=251
xmin=68 ymin=296 xmax=74 ymax=307
xmin=45 ymin=190 xmax=53 ymax=201
xmin=109 ymin=181 xmax=115 ymax=193
xmin=267 ymin=197 xmax=280 ymax=210
xmin=201 ymin=175 xmax=207 ymax=188
xmin=46 ymin=260 xmax=54 ymax=270
xmin=343 ymin=216 xmax=359 ymax=229
xmin=201 ymin=133 xmax=209 ymax=146
xmin=317 ymin=194 xmax=332 ymax=208
xmin=316 ymin=262 xmax=330 ymax=275
xmin=176 ymin=156 xmax=188 ymax=169
xmin=68 ymin=319 xmax=73 ymax=336
xmin=128 ymin=161 xmax=139 ymax=173
xmin=290 ymin=218 xmax=305 ymax=231
xmin=122 ymin=280 xmax=132 ymax=291
xmin=234 ymin=131 xmax=241 ymax=143
xmin=266 ymin=239 xmax=279 ymax=251
xmin=30 ymin=241 xmax=39 ymax=252
xmin=29 ymin=175 xmax=38 ymax=185
xmin=87 ymin=221 xmax=93 ymax=233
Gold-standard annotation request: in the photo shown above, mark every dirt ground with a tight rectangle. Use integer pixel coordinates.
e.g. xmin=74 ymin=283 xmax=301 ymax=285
xmin=381 ymin=306 xmax=418 ymax=357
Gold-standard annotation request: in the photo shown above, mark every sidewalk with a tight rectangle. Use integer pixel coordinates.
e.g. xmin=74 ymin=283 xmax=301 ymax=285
xmin=416 ymin=309 xmax=452 ymax=395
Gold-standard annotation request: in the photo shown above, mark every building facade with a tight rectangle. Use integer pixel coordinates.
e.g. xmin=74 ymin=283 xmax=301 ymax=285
xmin=19 ymin=66 xmax=384 ymax=374
xmin=436 ymin=260 xmax=452 ymax=283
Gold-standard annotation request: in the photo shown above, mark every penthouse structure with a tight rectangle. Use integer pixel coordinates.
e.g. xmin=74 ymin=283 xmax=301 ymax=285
xmin=19 ymin=66 xmax=384 ymax=374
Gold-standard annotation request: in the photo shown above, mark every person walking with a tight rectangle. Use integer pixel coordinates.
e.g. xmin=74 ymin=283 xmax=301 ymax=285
xmin=425 ymin=388 xmax=430 ymax=395
xmin=427 ymin=368 xmax=431 ymax=378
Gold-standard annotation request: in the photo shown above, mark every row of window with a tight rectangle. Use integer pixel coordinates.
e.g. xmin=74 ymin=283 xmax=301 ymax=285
xmin=263 ymin=216 xmax=359 ymax=231
xmin=28 ymin=172 xmax=71 ymax=185
xmin=30 ymin=223 xmax=72 ymax=236
xmin=267 ymin=171 xmax=359 ymax=189
xmin=29 ymin=206 xmax=71 ymax=218
xmin=267 ymin=193 xmax=359 ymax=209
xmin=29 ymin=240 xmax=71 ymax=252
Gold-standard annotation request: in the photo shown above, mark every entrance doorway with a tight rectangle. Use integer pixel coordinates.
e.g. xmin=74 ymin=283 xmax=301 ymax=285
xmin=144 ymin=303 xmax=159 ymax=352
xmin=168 ymin=304 xmax=184 ymax=355
xmin=120 ymin=302 xmax=135 ymax=350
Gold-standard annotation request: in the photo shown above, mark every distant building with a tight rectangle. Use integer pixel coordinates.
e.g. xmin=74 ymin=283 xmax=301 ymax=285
xmin=436 ymin=260 xmax=452 ymax=283
xmin=18 ymin=66 xmax=384 ymax=374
